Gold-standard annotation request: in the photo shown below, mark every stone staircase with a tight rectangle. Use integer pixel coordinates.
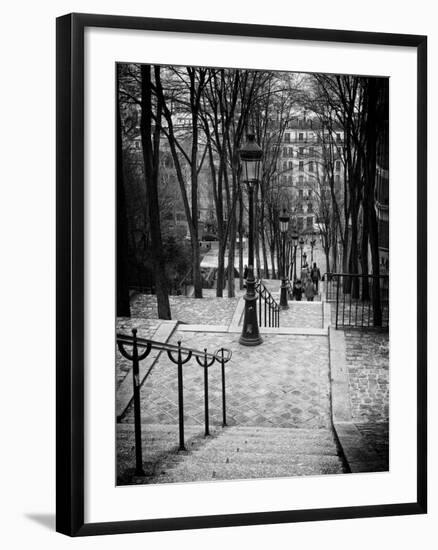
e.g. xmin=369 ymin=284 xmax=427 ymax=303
xmin=118 ymin=424 xmax=346 ymax=484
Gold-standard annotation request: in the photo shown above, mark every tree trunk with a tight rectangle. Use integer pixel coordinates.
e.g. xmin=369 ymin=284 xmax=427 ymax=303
xmin=116 ymin=94 xmax=131 ymax=317
xmin=216 ymin=243 xmax=226 ymax=297
xmin=140 ymin=65 xmax=171 ymax=320
xmin=227 ymin=209 xmax=236 ymax=297
xmin=365 ymin=78 xmax=382 ymax=326
xmin=270 ymin=245 xmax=277 ymax=279
xmin=360 ymin=204 xmax=371 ymax=301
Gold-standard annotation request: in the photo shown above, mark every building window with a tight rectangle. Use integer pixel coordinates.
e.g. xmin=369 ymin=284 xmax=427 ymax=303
xmin=283 ymin=147 xmax=288 ymax=156
xmin=307 ymin=202 xmax=313 ymax=213
xmin=299 ymin=147 xmax=304 ymax=156
xmin=335 ymin=174 xmax=340 ymax=183
xmin=289 ymin=147 xmax=294 ymax=156
xmin=336 ymin=132 xmax=342 ymax=142
xmin=307 ymin=216 xmax=313 ymax=228
xmin=299 ymin=161 xmax=304 ymax=171
xmin=299 ymin=175 xmax=304 ymax=184
xmin=298 ymin=189 xmax=303 ymax=199
xmin=288 ymin=161 xmax=293 ymax=170
xmin=284 ymin=133 xmax=290 ymax=143
xmin=297 ymin=217 xmax=304 ymax=231
xmin=283 ymin=161 xmax=287 ymax=170
xmin=335 ymin=160 xmax=341 ymax=171
xmin=309 ymin=147 xmax=314 ymax=157
xmin=287 ymin=175 xmax=292 ymax=184
xmin=308 ymin=189 xmax=312 ymax=198
xmin=309 ymin=161 xmax=314 ymax=172
xmin=299 ymin=132 xmax=304 ymax=141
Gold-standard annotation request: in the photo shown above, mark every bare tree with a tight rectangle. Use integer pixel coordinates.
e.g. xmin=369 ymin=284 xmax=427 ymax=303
xmin=140 ymin=65 xmax=171 ymax=319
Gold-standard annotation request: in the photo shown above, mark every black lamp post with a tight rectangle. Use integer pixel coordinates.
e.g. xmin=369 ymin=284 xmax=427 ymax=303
xmin=299 ymin=236 xmax=305 ymax=270
xmin=310 ymin=238 xmax=316 ymax=264
xmin=291 ymin=230 xmax=298 ymax=281
xmin=279 ymin=208 xmax=290 ymax=309
xmin=239 ymin=132 xmax=263 ymax=347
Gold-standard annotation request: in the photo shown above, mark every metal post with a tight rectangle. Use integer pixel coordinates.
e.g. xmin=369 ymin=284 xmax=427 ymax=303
xmin=167 ymin=341 xmax=192 ymax=451
xmin=220 ymin=349 xmax=227 ymax=427
xmin=240 ymin=184 xmax=262 ymax=346
xmin=196 ymin=349 xmax=215 ymax=437
xmin=117 ymin=329 xmax=152 ymax=477
xmin=335 ymin=275 xmax=340 ymax=329
xmin=293 ymin=246 xmax=297 ymax=282
xmin=176 ymin=344 xmax=185 ymax=450
xmin=280 ymin=231 xmax=289 ymax=309
xmin=131 ymin=330 xmax=145 ymax=476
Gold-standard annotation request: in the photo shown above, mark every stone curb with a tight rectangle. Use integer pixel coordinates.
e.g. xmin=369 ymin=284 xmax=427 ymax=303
xmin=116 ymin=320 xmax=178 ymax=421
xmin=328 ymin=325 xmax=388 ymax=473
xmin=177 ymin=324 xmax=328 ymax=336
xmin=228 ymin=296 xmax=245 ymax=330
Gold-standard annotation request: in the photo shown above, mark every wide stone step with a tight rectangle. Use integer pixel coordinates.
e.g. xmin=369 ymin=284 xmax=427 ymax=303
xmin=150 ymin=425 xmax=344 ymax=483
xmin=187 ymin=440 xmax=339 ymax=456
xmin=154 ymin=458 xmax=342 ymax=482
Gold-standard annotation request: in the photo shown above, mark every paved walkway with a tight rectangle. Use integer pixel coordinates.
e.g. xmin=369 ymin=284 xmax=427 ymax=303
xmin=117 ymin=272 xmax=389 ymax=482
xmin=279 ymin=302 xmax=324 ymax=329
xmin=116 ymin=318 xmax=160 ymax=389
xmin=131 ymin=294 xmax=239 ymax=325
xmin=121 ymin=330 xmax=331 ymax=429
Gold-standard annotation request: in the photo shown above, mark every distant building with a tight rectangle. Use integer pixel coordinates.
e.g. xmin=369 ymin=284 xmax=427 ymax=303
xmin=272 ymin=118 xmax=345 ymax=235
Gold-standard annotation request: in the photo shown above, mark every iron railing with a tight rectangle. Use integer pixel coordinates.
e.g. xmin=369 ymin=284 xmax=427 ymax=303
xmin=255 ymin=279 xmax=280 ymax=328
xmin=323 ymin=273 xmax=389 ymax=329
xmin=117 ymin=329 xmax=232 ymax=476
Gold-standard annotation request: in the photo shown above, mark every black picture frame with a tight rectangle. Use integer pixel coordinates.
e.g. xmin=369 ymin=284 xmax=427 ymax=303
xmin=56 ymin=12 xmax=427 ymax=537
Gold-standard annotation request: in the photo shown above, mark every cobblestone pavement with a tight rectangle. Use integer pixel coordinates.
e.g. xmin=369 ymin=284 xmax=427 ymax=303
xmin=122 ymin=331 xmax=332 ymax=429
xmin=344 ymin=330 xmax=389 ymax=423
xmin=279 ymin=302 xmax=324 ymax=329
xmin=131 ymin=294 xmax=239 ymax=325
xmin=116 ymin=317 xmax=160 ymax=389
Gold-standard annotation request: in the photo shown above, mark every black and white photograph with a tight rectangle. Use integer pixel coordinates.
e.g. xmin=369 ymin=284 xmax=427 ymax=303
xmin=116 ymin=63 xmax=390 ymax=485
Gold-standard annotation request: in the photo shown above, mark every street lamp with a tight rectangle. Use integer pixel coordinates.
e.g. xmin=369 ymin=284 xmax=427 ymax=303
xmin=299 ymin=236 xmax=305 ymax=270
xmin=310 ymin=238 xmax=316 ymax=263
xmin=279 ymin=208 xmax=290 ymax=309
xmin=291 ymin=230 xmax=298 ymax=282
xmin=239 ymin=132 xmax=263 ymax=346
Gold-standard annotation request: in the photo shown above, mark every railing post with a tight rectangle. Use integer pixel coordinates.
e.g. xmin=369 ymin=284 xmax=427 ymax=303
xmin=335 ymin=275 xmax=340 ymax=329
xmin=220 ymin=348 xmax=227 ymax=427
xmin=117 ymin=329 xmax=152 ymax=476
xmin=196 ymin=349 xmax=215 ymax=437
xmin=204 ymin=351 xmax=210 ymax=436
xmin=132 ymin=330 xmax=144 ymax=475
xmin=167 ymin=341 xmax=192 ymax=451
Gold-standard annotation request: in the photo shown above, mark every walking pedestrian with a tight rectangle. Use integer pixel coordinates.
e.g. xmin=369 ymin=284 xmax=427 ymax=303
xmin=304 ymin=276 xmax=316 ymax=301
xmin=311 ymin=262 xmax=321 ymax=291
xmin=292 ymin=279 xmax=303 ymax=301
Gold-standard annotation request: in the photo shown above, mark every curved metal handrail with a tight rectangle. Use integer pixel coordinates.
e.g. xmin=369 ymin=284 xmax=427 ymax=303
xmin=255 ymin=279 xmax=280 ymax=327
xmin=116 ymin=333 xmax=232 ymax=364
xmin=116 ymin=329 xmax=232 ymax=469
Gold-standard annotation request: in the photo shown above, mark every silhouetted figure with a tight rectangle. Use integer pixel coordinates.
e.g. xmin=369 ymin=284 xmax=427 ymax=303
xmin=293 ymin=279 xmax=303 ymax=301
xmin=311 ymin=262 xmax=321 ymax=291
